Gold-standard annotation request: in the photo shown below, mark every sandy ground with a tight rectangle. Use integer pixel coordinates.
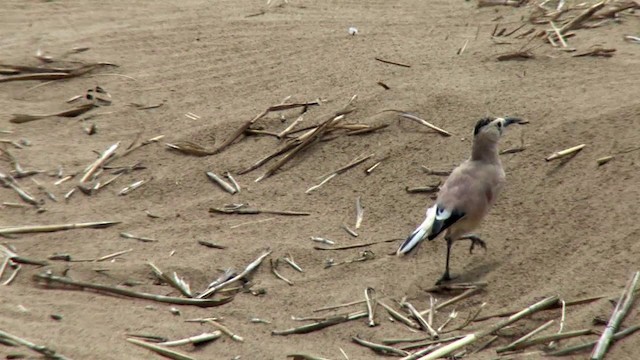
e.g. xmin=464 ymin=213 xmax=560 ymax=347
xmin=1 ymin=0 xmax=640 ymax=359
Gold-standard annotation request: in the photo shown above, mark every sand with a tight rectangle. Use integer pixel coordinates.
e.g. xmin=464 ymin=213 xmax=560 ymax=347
xmin=1 ymin=0 xmax=640 ymax=359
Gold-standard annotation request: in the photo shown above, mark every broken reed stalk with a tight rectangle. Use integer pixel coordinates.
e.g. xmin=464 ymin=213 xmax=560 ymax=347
xmin=365 ymin=287 xmax=377 ymax=327
xmin=419 ymin=287 xmax=482 ymax=317
xmin=255 ymin=102 xmax=355 ymax=182
xmin=120 ymin=135 xmax=164 ymax=158
xmin=306 ymin=174 xmax=337 ymax=194
xmin=80 ymin=142 xmax=120 ymax=183
xmin=400 ymin=344 xmax=443 ymax=360
xmin=148 ymin=262 xmax=193 ymax=298
xmin=0 ymin=245 xmax=48 ymax=266
xmin=591 ymin=271 xmax=640 ymax=360
xmin=95 ymin=248 xmax=132 ymax=262
xmin=383 ymin=110 xmax=452 ymax=137
xmin=355 ymin=196 xmax=364 ymax=229
xmin=495 ymin=319 xmax=555 ymax=353
xmin=215 ymin=101 xmax=319 ymax=154
xmin=238 ymin=139 xmax=302 ymax=174
xmin=197 ymin=249 xmax=272 ymax=298
xmin=414 ymin=295 xmax=559 ymax=360
xmin=498 ymin=328 xmax=594 ymax=353
xmin=474 ymin=295 xmax=603 ymax=322
xmin=313 ymin=238 xmax=400 ymax=251
xmin=157 ymin=332 xmax=221 ymax=347
xmin=272 ymin=310 xmax=367 ymax=335
xmin=559 ymin=1 xmax=605 ymax=35
xmin=316 ymin=153 xmax=374 ymax=180
xmin=548 ymin=324 xmax=640 ymax=356
xmin=287 ymin=354 xmax=331 ymax=360
xmin=379 ymin=301 xmax=421 ymax=330
xmin=206 ymin=319 xmax=244 ymax=342
xmin=352 ymin=336 xmax=409 ymax=357
xmin=206 ymin=171 xmax=237 ymax=194
xmin=33 ymin=272 xmax=232 ymax=307
xmin=127 ymin=338 xmax=196 ymax=360
xmin=403 ymin=301 xmax=439 ymax=339
xmin=0 ymin=329 xmax=71 ymax=360
xmin=0 ymin=221 xmax=119 ymax=235
xmin=313 ymin=299 xmax=367 ymax=313
xmin=10 ymin=103 xmax=95 ymax=124
xmin=0 ymin=172 xmax=39 ymax=206
xmin=271 ymin=258 xmax=294 ymax=286
xmin=307 ymin=154 xmax=373 ymax=193
xmin=374 ymin=57 xmax=411 ymax=68
xmin=209 ymin=207 xmax=310 ymax=216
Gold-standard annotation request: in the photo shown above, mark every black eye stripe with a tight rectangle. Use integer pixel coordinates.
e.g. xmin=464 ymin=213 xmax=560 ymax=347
xmin=473 ymin=117 xmax=493 ymax=135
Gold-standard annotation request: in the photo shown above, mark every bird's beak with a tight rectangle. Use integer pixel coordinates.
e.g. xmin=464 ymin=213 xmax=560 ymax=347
xmin=504 ymin=117 xmax=526 ymax=126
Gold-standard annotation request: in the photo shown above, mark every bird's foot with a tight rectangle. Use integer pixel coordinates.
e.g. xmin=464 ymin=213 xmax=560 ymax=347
xmin=460 ymin=235 xmax=487 ymax=254
xmin=435 ymin=272 xmax=458 ymax=285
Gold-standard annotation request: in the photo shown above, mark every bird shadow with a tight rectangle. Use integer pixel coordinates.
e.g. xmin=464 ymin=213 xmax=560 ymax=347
xmin=546 ymin=152 xmax=580 ymax=176
xmin=456 ymin=260 xmax=501 ymax=284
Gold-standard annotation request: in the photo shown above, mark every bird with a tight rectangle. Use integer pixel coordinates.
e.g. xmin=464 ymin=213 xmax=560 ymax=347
xmin=397 ymin=116 xmax=525 ymax=285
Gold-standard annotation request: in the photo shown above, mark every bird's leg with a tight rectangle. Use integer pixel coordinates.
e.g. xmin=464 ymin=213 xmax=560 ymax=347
xmin=436 ymin=236 xmax=455 ymax=285
xmin=458 ymin=234 xmax=487 ymax=254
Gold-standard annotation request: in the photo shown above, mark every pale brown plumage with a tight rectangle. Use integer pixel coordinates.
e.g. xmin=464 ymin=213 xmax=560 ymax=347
xmin=397 ymin=116 xmax=524 ymax=284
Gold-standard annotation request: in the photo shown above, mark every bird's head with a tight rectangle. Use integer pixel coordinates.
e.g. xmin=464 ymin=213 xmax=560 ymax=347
xmin=473 ymin=116 xmax=526 ymax=141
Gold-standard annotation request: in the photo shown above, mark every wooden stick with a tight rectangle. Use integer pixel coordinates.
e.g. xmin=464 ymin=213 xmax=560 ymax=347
xmin=591 ymin=271 xmax=640 ymax=360
xmin=545 ymin=144 xmax=585 ymax=161
xmin=0 ymin=221 xmax=119 ymax=235
xmin=34 ymin=272 xmax=232 ymax=307
xmin=127 ymin=338 xmax=196 ymax=360
xmin=415 ymin=296 xmax=559 ymax=360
